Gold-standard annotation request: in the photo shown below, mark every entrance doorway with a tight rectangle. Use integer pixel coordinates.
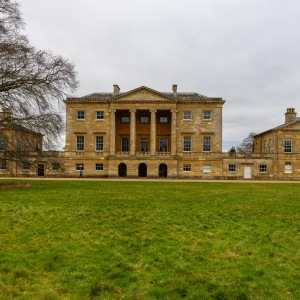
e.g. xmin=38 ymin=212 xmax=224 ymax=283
xmin=159 ymin=163 xmax=167 ymax=177
xmin=37 ymin=164 xmax=45 ymax=177
xmin=243 ymin=166 xmax=252 ymax=179
xmin=118 ymin=163 xmax=127 ymax=177
xmin=138 ymin=163 xmax=147 ymax=177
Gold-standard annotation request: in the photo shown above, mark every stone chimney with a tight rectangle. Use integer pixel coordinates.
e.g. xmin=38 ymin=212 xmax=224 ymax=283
xmin=285 ymin=108 xmax=297 ymax=123
xmin=172 ymin=84 xmax=177 ymax=96
xmin=113 ymin=85 xmax=120 ymax=95
xmin=0 ymin=107 xmax=12 ymax=120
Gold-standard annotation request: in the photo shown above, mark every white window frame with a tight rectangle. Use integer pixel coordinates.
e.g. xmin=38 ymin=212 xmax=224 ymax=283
xmin=77 ymin=111 xmax=85 ymax=120
xmin=121 ymin=114 xmax=130 ymax=123
xmin=284 ymin=139 xmax=292 ymax=153
xmin=96 ymin=111 xmax=104 ymax=120
xmin=95 ymin=136 xmax=104 ymax=152
xmin=121 ymin=137 xmax=129 ymax=152
xmin=228 ymin=164 xmax=236 ymax=173
xmin=159 ymin=138 xmax=168 ymax=152
xmin=183 ymin=111 xmax=192 ymax=120
xmin=203 ymin=164 xmax=211 ymax=173
xmin=183 ymin=164 xmax=191 ymax=172
xmin=259 ymin=164 xmax=267 ymax=173
xmin=76 ymin=136 xmax=85 ymax=151
xmin=160 ymin=114 xmax=168 ymax=123
xmin=140 ymin=114 xmax=149 ymax=123
xmin=284 ymin=162 xmax=292 ymax=174
xmin=203 ymin=136 xmax=211 ymax=152
xmin=203 ymin=111 xmax=212 ymax=120
xmin=76 ymin=163 xmax=84 ymax=171
xmin=183 ymin=136 xmax=191 ymax=152
xmin=95 ymin=163 xmax=104 ymax=171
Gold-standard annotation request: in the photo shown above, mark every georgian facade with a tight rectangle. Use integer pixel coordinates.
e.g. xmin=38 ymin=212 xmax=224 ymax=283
xmin=1 ymin=85 xmax=300 ymax=180
xmin=63 ymin=85 xmax=225 ymax=178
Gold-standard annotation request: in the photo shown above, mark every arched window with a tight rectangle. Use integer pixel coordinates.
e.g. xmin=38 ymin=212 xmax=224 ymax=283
xmin=284 ymin=162 xmax=292 ymax=174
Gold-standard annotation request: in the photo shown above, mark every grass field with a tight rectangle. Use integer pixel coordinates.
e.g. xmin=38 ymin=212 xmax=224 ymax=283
xmin=0 ymin=180 xmax=299 ymax=299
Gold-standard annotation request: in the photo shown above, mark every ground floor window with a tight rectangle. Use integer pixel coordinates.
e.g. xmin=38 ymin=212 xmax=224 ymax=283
xmin=228 ymin=164 xmax=236 ymax=173
xmin=76 ymin=163 xmax=84 ymax=171
xmin=284 ymin=162 xmax=292 ymax=174
xmin=95 ymin=163 xmax=103 ymax=171
xmin=52 ymin=163 xmax=60 ymax=171
xmin=183 ymin=164 xmax=191 ymax=172
xmin=23 ymin=162 xmax=30 ymax=170
xmin=203 ymin=164 xmax=211 ymax=173
xmin=0 ymin=160 xmax=6 ymax=170
xmin=259 ymin=164 xmax=267 ymax=173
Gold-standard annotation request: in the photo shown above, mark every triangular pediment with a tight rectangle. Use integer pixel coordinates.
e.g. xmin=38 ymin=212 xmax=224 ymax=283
xmin=112 ymin=86 xmax=176 ymax=102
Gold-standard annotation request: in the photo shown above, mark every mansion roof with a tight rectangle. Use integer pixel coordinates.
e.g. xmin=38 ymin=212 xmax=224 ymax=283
xmin=65 ymin=86 xmax=225 ymax=104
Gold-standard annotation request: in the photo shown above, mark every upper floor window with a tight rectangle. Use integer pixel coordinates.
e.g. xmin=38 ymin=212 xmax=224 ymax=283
xmin=140 ymin=138 xmax=149 ymax=152
xmin=121 ymin=114 xmax=130 ymax=123
xmin=76 ymin=136 xmax=85 ymax=151
xmin=203 ymin=111 xmax=212 ymax=120
xmin=203 ymin=136 xmax=211 ymax=152
xmin=284 ymin=139 xmax=292 ymax=153
xmin=264 ymin=141 xmax=267 ymax=153
xmin=96 ymin=111 xmax=104 ymax=120
xmin=160 ymin=114 xmax=168 ymax=123
xmin=159 ymin=138 xmax=168 ymax=152
xmin=269 ymin=139 xmax=272 ymax=153
xmin=0 ymin=160 xmax=6 ymax=170
xmin=183 ymin=111 xmax=192 ymax=120
xmin=259 ymin=164 xmax=267 ymax=173
xmin=284 ymin=162 xmax=292 ymax=174
xmin=77 ymin=111 xmax=85 ymax=120
xmin=183 ymin=136 xmax=191 ymax=152
xmin=141 ymin=114 xmax=149 ymax=123
xmin=0 ymin=136 xmax=7 ymax=151
xmin=95 ymin=136 xmax=104 ymax=151
xmin=121 ymin=138 xmax=129 ymax=152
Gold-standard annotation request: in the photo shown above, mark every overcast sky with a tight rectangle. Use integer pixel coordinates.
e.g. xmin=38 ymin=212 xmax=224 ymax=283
xmin=20 ymin=0 xmax=300 ymax=150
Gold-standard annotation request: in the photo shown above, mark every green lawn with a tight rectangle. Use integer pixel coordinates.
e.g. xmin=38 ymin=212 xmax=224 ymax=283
xmin=0 ymin=180 xmax=299 ymax=299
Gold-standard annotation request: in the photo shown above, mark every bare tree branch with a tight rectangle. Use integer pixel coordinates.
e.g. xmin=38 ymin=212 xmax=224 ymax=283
xmin=0 ymin=0 xmax=78 ymax=164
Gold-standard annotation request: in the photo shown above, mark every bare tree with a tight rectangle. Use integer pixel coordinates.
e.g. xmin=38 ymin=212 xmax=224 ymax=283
xmin=0 ymin=0 xmax=78 ymax=163
xmin=236 ymin=132 xmax=256 ymax=153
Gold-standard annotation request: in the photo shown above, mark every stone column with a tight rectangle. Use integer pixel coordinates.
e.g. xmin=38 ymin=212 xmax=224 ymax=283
xmin=130 ymin=109 xmax=136 ymax=155
xmin=150 ymin=109 xmax=157 ymax=155
xmin=109 ymin=109 xmax=116 ymax=155
xmin=171 ymin=109 xmax=177 ymax=155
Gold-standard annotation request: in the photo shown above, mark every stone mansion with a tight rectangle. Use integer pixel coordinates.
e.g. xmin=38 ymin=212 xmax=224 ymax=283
xmin=1 ymin=85 xmax=300 ymax=180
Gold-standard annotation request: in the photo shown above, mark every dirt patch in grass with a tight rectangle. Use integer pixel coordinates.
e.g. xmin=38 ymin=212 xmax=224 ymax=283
xmin=0 ymin=182 xmax=32 ymax=189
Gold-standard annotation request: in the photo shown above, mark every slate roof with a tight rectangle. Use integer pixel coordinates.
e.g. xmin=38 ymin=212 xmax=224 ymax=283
xmin=255 ymin=117 xmax=300 ymax=136
xmin=65 ymin=86 xmax=224 ymax=103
